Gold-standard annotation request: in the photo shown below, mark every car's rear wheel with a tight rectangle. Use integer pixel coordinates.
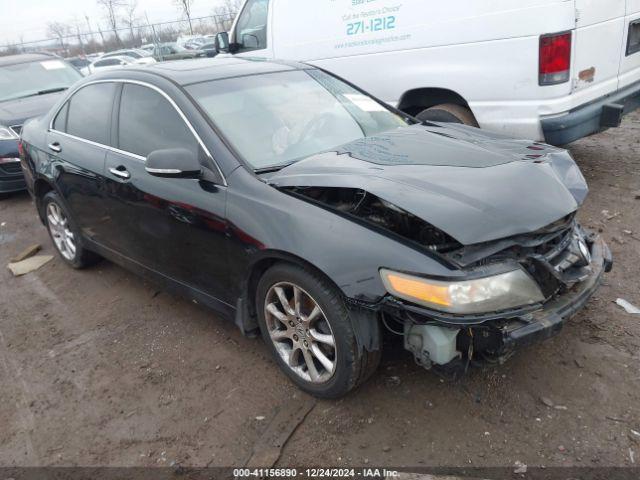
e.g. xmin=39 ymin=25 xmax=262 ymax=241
xmin=43 ymin=191 xmax=101 ymax=269
xmin=417 ymin=103 xmax=479 ymax=127
xmin=256 ymin=263 xmax=381 ymax=398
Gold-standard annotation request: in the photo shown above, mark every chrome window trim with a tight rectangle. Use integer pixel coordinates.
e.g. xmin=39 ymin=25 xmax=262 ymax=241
xmin=48 ymin=78 xmax=227 ymax=186
xmin=53 ymin=130 xmax=147 ymax=161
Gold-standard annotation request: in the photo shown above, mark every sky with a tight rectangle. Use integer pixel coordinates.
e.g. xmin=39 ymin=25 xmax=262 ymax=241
xmin=2 ymin=0 xmax=229 ymax=46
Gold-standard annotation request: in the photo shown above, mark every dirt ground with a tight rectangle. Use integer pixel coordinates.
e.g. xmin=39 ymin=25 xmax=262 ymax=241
xmin=1 ymin=113 xmax=639 ymax=473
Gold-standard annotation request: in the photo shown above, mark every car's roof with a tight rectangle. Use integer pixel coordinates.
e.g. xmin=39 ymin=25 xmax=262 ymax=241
xmin=123 ymin=57 xmax=310 ymax=86
xmin=0 ymin=53 xmax=60 ymax=67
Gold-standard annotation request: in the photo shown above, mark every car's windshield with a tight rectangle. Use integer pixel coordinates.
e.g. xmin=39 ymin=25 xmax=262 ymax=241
xmin=0 ymin=59 xmax=82 ymax=103
xmin=187 ymin=70 xmax=410 ymax=170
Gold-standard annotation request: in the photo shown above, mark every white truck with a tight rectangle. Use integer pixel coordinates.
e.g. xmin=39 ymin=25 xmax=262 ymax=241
xmin=215 ymin=0 xmax=640 ymax=144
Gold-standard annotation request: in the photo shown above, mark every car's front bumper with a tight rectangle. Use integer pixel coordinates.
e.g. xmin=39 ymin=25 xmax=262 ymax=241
xmin=501 ymin=235 xmax=612 ymax=350
xmin=541 ymin=79 xmax=640 ymax=145
xmin=382 ymin=235 xmax=612 ymax=357
xmin=0 ymin=139 xmax=26 ymax=194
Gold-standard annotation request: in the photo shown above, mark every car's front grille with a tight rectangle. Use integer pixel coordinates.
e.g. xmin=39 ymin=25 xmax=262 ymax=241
xmin=10 ymin=125 xmax=22 ymax=136
xmin=0 ymin=162 xmax=22 ymax=175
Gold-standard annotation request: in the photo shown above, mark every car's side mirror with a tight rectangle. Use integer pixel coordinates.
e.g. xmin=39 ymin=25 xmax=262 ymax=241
xmin=215 ymin=32 xmax=230 ymax=53
xmin=145 ymin=148 xmax=202 ymax=179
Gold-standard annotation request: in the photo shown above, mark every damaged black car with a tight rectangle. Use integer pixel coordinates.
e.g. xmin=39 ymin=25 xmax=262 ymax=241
xmin=19 ymin=58 xmax=612 ymax=398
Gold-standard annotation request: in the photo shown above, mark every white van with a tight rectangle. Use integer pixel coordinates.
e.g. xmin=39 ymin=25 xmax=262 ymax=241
xmin=215 ymin=0 xmax=640 ymax=144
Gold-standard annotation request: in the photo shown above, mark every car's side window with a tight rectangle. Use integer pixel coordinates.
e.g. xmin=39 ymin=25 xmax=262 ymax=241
xmin=97 ymin=59 xmax=119 ymax=67
xmin=52 ymin=102 xmax=69 ymax=132
xmin=235 ymin=0 xmax=270 ymax=53
xmin=64 ymin=83 xmax=117 ymax=145
xmin=118 ymin=83 xmax=198 ymax=159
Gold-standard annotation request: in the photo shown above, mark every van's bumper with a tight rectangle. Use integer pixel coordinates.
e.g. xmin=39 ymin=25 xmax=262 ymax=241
xmin=541 ymin=80 xmax=640 ymax=145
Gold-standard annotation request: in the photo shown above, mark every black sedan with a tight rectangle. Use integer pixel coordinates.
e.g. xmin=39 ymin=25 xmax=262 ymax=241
xmin=1 ymin=53 xmax=82 ymax=198
xmin=19 ymin=58 xmax=612 ymax=398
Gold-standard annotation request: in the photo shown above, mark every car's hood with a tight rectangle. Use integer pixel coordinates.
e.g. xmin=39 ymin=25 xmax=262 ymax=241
xmin=0 ymin=91 xmax=64 ymax=126
xmin=268 ymin=124 xmax=588 ymax=245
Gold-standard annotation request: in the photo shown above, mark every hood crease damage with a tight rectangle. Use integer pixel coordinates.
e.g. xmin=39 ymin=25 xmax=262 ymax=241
xmin=268 ymin=124 xmax=589 ymax=249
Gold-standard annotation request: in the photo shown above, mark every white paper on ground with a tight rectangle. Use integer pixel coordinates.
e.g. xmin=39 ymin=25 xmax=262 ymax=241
xmin=7 ymin=255 xmax=54 ymax=276
xmin=616 ymin=298 xmax=640 ymax=314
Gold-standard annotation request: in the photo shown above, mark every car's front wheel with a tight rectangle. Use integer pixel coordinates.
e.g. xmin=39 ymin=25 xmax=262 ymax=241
xmin=43 ymin=191 xmax=101 ymax=269
xmin=417 ymin=103 xmax=479 ymax=127
xmin=256 ymin=263 xmax=381 ymax=398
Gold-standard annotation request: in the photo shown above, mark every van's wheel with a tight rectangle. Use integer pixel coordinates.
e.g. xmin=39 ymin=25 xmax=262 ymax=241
xmin=43 ymin=191 xmax=101 ymax=269
xmin=256 ymin=263 xmax=381 ymax=399
xmin=417 ymin=103 xmax=479 ymax=127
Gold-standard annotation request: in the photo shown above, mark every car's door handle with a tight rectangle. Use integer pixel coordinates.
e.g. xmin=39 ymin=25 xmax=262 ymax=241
xmin=109 ymin=166 xmax=131 ymax=180
xmin=48 ymin=142 xmax=62 ymax=153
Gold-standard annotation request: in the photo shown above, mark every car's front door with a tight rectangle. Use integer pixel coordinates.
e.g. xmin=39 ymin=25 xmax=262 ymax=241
xmin=47 ymin=82 xmax=118 ymax=245
xmin=101 ymin=81 xmax=231 ymax=305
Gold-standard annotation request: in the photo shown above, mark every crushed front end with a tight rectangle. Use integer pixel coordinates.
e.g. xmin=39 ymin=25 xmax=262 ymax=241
xmin=380 ymin=217 xmax=613 ymax=377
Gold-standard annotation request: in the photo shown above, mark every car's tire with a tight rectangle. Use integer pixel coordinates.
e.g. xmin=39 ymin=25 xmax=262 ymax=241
xmin=0 ymin=192 xmax=10 ymax=200
xmin=417 ymin=103 xmax=479 ymax=127
xmin=42 ymin=191 xmax=101 ymax=269
xmin=256 ymin=262 xmax=381 ymax=398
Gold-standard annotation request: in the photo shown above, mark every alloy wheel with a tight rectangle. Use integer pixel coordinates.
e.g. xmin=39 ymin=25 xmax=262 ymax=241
xmin=264 ymin=282 xmax=337 ymax=383
xmin=47 ymin=202 xmax=76 ymax=261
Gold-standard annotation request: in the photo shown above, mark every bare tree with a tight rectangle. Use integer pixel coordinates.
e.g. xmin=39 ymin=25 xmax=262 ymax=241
xmin=174 ymin=0 xmax=195 ymax=35
xmin=97 ymin=0 xmax=125 ymax=47
xmin=47 ymin=21 xmax=70 ymax=51
xmin=213 ymin=0 xmax=242 ymax=31
xmin=123 ymin=0 xmax=139 ymax=44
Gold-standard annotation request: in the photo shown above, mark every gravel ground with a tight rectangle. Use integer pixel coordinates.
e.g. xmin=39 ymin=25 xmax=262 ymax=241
xmin=0 ymin=113 xmax=639 ymax=473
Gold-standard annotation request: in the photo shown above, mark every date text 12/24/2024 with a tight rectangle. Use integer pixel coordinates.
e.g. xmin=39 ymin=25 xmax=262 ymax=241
xmin=233 ymin=468 xmax=400 ymax=478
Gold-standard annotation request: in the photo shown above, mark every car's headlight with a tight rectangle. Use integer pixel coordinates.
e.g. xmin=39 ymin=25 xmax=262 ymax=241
xmin=0 ymin=126 xmax=18 ymax=141
xmin=380 ymin=268 xmax=545 ymax=314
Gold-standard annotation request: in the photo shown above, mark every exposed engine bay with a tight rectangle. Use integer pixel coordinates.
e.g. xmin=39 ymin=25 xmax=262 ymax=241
xmin=283 ymin=186 xmax=462 ymax=253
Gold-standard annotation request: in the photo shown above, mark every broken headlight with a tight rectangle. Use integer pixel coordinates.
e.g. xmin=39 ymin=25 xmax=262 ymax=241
xmin=380 ymin=268 xmax=545 ymax=314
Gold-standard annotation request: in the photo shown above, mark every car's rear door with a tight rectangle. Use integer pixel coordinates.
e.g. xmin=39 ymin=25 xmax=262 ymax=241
xmin=618 ymin=0 xmax=640 ymax=89
xmin=573 ymin=0 xmax=626 ymax=100
xmin=47 ymin=82 xmax=118 ymax=244
xmin=101 ymin=81 xmax=231 ymax=304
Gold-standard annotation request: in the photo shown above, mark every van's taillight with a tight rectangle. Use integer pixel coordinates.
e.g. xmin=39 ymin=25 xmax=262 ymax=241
xmin=539 ymin=32 xmax=572 ymax=86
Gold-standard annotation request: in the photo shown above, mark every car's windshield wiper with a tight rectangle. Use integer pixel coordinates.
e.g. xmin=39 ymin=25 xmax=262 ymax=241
xmin=254 ymin=161 xmax=297 ymax=174
xmin=8 ymin=87 xmax=69 ymax=101
xmin=36 ymin=87 xmax=69 ymax=95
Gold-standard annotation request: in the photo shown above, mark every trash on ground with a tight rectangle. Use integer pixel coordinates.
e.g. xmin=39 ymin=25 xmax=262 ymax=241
xmin=7 ymin=255 xmax=54 ymax=276
xmin=11 ymin=244 xmax=42 ymax=263
xmin=514 ymin=460 xmax=527 ymax=473
xmin=540 ymin=396 xmax=554 ymax=407
xmin=616 ymin=298 xmax=640 ymax=314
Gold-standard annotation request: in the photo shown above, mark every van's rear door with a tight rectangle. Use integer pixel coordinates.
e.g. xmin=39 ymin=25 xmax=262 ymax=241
xmin=618 ymin=0 xmax=640 ymax=89
xmin=572 ymin=0 xmax=626 ymax=100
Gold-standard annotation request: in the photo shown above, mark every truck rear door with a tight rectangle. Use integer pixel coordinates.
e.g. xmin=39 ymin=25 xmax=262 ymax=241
xmin=618 ymin=0 xmax=640 ymax=89
xmin=572 ymin=0 xmax=626 ymax=100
